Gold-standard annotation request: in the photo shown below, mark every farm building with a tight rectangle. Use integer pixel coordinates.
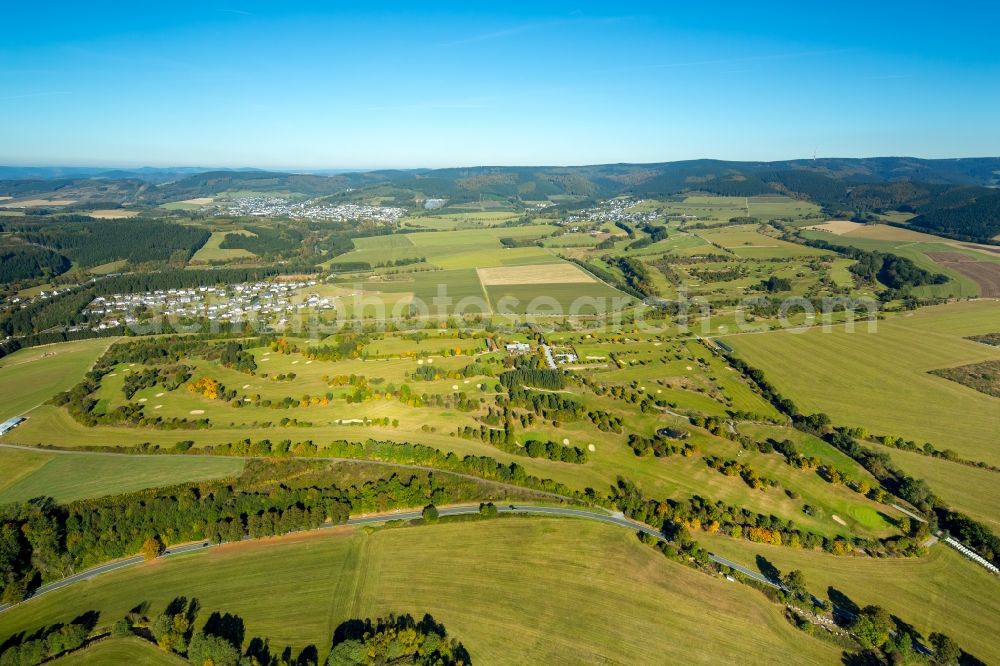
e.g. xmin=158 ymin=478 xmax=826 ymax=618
xmin=0 ymin=416 xmax=26 ymax=436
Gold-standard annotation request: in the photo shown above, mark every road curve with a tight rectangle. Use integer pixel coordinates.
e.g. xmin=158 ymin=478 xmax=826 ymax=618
xmin=0 ymin=503 xmax=780 ymax=615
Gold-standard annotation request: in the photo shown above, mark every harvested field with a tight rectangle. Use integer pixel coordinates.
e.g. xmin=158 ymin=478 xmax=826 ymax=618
xmin=927 ymin=253 xmax=1000 ymax=297
xmin=179 ymin=197 xmax=214 ymax=205
xmin=477 ymin=262 xmax=596 ymax=285
xmin=0 ymin=198 xmax=76 ymax=207
xmin=805 ymin=220 xmax=864 ymax=234
xmin=927 ymin=252 xmax=978 ymax=263
xmin=961 ymin=243 xmax=1000 ymax=255
xmin=87 ymin=209 xmax=139 ymax=219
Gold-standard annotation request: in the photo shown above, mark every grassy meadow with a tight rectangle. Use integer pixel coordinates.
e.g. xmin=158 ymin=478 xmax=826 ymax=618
xmin=700 ymin=533 xmax=1000 ymax=664
xmin=726 ymin=301 xmax=1000 ymax=465
xmin=799 ymin=226 xmax=1000 ymax=298
xmin=0 ymin=448 xmax=244 ymax=504
xmin=0 ymin=519 xmax=841 ymax=665
xmin=188 ymin=230 xmax=256 ymax=264
xmin=50 ymin=637 xmax=185 ymax=665
xmin=0 ymin=338 xmax=116 ymax=422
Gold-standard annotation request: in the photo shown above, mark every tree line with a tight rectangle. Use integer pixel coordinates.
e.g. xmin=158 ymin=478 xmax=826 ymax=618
xmin=0 ymin=459 xmax=496 ymax=604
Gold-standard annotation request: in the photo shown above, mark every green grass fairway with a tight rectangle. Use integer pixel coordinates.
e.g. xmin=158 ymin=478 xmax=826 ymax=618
xmin=0 ymin=338 xmax=117 ymax=422
xmin=700 ymin=534 xmax=1000 ymax=664
xmin=0 ymin=448 xmax=244 ymax=504
xmin=0 ymin=520 xmax=839 ymax=665
xmin=726 ymin=301 xmax=1000 ymax=465
xmin=50 ymin=637 xmax=185 ymax=665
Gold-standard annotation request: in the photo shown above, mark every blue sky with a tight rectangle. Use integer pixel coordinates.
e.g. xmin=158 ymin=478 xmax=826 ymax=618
xmin=1 ymin=1 xmax=998 ymax=168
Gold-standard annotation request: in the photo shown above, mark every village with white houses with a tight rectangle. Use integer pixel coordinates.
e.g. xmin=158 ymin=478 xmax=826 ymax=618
xmin=564 ymin=198 xmax=660 ymax=225
xmin=84 ymin=279 xmax=335 ymax=329
xmin=224 ymin=196 xmax=406 ymax=223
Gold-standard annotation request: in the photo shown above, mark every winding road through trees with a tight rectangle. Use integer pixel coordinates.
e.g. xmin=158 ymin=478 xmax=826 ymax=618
xmin=0 ymin=502 xmax=783 ymax=615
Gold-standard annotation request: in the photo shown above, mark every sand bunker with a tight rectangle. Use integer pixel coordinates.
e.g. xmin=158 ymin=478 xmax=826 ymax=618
xmin=832 ymin=515 xmax=847 ymax=526
xmin=189 ymin=409 xmax=205 ymax=415
xmin=155 ymin=392 xmax=165 ymax=397
xmin=588 ymin=444 xmax=596 ymax=452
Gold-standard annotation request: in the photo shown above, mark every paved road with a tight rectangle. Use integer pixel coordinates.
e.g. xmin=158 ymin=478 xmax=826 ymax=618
xmin=0 ymin=503 xmax=780 ymax=614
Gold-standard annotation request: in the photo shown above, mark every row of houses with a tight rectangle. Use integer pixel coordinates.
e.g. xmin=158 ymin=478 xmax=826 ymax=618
xmin=225 ymin=196 xmax=405 ymax=223
xmin=84 ymin=279 xmax=334 ymax=326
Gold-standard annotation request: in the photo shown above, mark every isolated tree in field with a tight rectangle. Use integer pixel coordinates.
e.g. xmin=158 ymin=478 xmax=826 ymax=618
xmin=478 ymin=502 xmax=498 ymax=518
xmin=929 ymin=633 xmax=961 ymax=665
xmin=422 ymin=504 xmax=439 ymax=523
xmin=141 ymin=535 xmax=164 ymax=561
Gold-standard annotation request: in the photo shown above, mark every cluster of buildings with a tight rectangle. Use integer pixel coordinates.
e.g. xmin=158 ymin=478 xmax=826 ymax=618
xmin=84 ymin=279 xmax=335 ymax=327
xmin=224 ymin=196 xmax=405 ymax=223
xmin=504 ymin=342 xmax=577 ymax=369
xmin=564 ymin=199 xmax=659 ymax=225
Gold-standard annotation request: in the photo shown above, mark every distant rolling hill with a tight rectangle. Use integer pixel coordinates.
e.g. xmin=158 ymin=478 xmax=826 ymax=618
xmin=2 ymin=157 xmax=999 ymax=242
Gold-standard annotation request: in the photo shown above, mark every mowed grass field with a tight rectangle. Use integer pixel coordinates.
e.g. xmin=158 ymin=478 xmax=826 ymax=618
xmin=0 ymin=520 xmax=840 ymax=665
xmin=335 ymin=225 xmax=558 ymax=271
xmin=868 ymin=442 xmax=1000 ymax=531
xmin=697 ymin=224 xmax=829 ymax=259
xmin=669 ymin=195 xmax=822 ymax=226
xmin=50 ymin=637 xmax=185 ymax=665
xmin=700 ymin=533 xmax=1000 ymax=664
xmin=799 ymin=226 xmax=1000 ymax=298
xmin=189 ymin=230 xmax=256 ymax=264
xmin=0 ymin=338 xmax=117 ymax=422
xmin=0 ymin=448 xmax=244 ymax=504
xmin=726 ymin=301 xmax=1000 ymax=465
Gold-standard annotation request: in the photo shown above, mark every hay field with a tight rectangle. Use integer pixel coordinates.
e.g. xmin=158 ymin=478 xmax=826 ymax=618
xmin=805 ymin=220 xmax=865 ymax=234
xmin=0 ymin=337 xmax=117 ymax=422
xmin=189 ymin=230 xmax=256 ymax=263
xmin=798 ymin=228 xmax=996 ymax=298
xmin=0 ymin=198 xmax=76 ymax=208
xmin=477 ymin=262 xmax=596 ymax=285
xmin=726 ymin=301 xmax=1000 ymax=465
xmin=0 ymin=520 xmax=840 ymax=665
xmin=0 ymin=448 xmax=244 ymax=504
xmin=700 ymin=533 xmax=1000 ymax=664
xmin=87 ymin=209 xmax=139 ymax=219
xmin=50 ymin=637 xmax=185 ymax=665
